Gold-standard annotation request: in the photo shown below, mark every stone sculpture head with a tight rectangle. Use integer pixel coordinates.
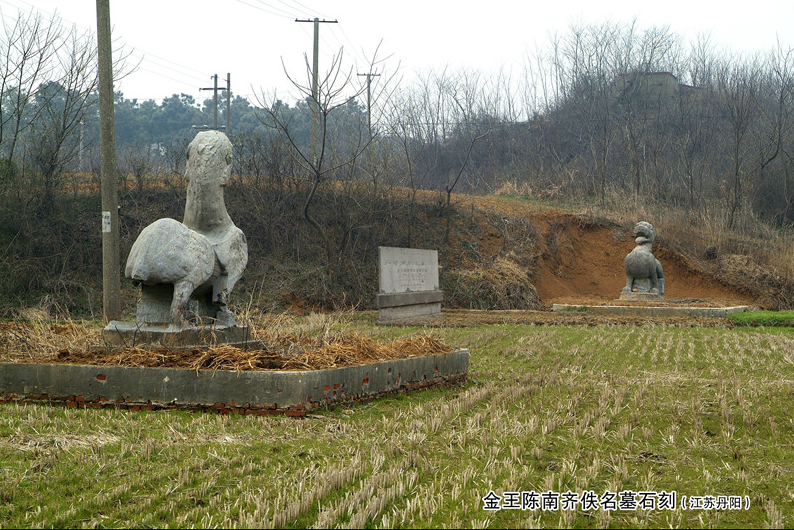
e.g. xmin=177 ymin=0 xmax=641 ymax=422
xmin=185 ymin=130 xmax=233 ymax=187
xmin=632 ymin=221 xmax=655 ymax=245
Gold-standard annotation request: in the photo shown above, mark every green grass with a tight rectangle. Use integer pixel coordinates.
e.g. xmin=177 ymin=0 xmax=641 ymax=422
xmin=729 ymin=310 xmax=794 ymax=327
xmin=2 ymin=317 xmax=794 ymax=528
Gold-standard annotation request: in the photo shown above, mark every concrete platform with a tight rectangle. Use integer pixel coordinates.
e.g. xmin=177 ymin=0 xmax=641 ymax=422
xmin=619 ymin=292 xmax=665 ymax=301
xmin=101 ymin=321 xmax=251 ymax=350
xmin=551 ymin=304 xmax=750 ymax=318
xmin=0 ymin=349 xmax=469 ymax=415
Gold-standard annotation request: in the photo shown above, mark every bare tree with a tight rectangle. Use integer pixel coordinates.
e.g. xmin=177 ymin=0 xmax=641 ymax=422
xmin=386 ymin=86 xmax=436 ymax=247
xmin=25 ymin=25 xmax=99 ymax=209
xmin=0 ymin=10 xmax=60 ymax=162
xmin=717 ymin=56 xmax=760 ymax=228
xmin=0 ymin=10 xmax=60 ymax=203
xmin=442 ymin=71 xmax=493 ymax=241
xmin=751 ymin=45 xmax=794 ymax=218
xmin=256 ymin=48 xmax=369 ymax=274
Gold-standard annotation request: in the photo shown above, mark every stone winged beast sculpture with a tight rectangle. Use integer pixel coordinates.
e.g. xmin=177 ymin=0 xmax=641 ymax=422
xmin=124 ymin=130 xmax=248 ymax=329
xmin=621 ymin=221 xmax=664 ymax=298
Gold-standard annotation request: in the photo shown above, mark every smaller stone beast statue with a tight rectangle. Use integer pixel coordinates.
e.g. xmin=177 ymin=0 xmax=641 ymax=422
xmin=622 ymin=221 xmax=664 ymax=297
xmin=124 ymin=130 xmax=247 ymax=328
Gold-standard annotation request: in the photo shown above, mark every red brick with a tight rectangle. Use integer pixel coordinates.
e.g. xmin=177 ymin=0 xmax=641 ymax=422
xmin=75 ymin=396 xmax=85 ymax=402
xmin=66 ymin=401 xmax=77 ymax=408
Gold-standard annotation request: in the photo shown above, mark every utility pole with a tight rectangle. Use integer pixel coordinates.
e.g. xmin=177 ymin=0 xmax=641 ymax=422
xmin=200 ymin=74 xmax=219 ymax=129
xmin=295 ymin=17 xmax=337 ymax=164
xmin=226 ymin=73 xmax=231 ymax=135
xmin=357 ymin=72 xmax=380 ymax=142
xmin=95 ymin=0 xmax=122 ymax=322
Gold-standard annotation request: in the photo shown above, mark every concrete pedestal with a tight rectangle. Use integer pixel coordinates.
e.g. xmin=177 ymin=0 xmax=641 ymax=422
xmin=619 ymin=291 xmax=665 ymax=301
xmin=101 ymin=321 xmax=250 ymax=350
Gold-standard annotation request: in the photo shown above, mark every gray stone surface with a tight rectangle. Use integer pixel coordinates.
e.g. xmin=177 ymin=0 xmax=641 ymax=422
xmin=622 ymin=221 xmax=665 ymax=297
xmin=101 ymin=321 xmax=251 ymax=349
xmin=379 ymin=247 xmax=439 ymax=293
xmin=619 ymin=290 xmax=664 ymax=301
xmin=377 ymin=247 xmax=442 ymax=324
xmin=0 ymin=349 xmax=469 ymax=408
xmin=377 ymin=290 xmax=444 ymax=308
xmin=378 ymin=303 xmax=443 ymax=325
xmin=122 ymin=130 xmax=247 ymax=330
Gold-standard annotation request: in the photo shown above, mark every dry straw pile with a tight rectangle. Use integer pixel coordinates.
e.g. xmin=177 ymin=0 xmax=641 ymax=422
xmin=1 ymin=318 xmax=451 ymax=372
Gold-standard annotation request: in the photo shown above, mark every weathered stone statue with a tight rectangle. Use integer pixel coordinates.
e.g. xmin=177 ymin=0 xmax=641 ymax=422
xmin=124 ymin=130 xmax=247 ymax=329
xmin=621 ymin=221 xmax=664 ymax=299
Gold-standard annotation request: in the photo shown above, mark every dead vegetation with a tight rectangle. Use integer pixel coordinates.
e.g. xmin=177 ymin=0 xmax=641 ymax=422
xmin=0 ymin=312 xmax=452 ymax=371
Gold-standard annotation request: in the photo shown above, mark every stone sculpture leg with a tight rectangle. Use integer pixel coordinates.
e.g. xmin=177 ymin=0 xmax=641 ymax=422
xmin=655 ymin=259 xmax=665 ymax=295
xmin=649 ymin=270 xmax=659 ymax=293
xmin=170 ymin=279 xmax=196 ymax=328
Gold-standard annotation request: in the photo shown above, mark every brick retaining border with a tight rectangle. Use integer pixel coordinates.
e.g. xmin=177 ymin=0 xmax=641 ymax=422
xmin=0 ymin=349 xmax=468 ymax=416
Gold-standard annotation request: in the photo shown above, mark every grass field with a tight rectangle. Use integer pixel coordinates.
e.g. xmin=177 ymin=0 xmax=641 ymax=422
xmin=2 ymin=313 xmax=794 ymax=528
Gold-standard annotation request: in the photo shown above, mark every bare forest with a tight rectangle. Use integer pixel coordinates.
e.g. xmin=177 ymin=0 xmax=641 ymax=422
xmin=1 ymin=14 xmax=793 ymax=315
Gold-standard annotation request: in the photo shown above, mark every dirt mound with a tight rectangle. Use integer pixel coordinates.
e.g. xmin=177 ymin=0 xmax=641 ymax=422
xmin=533 ymin=220 xmax=751 ymax=307
xmin=455 ymin=195 xmax=758 ymax=309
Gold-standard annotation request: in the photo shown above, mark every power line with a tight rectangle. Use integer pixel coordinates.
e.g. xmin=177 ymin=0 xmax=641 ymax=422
xmin=234 ymin=0 xmax=292 ymax=19
xmin=0 ymin=0 xmax=209 ymax=90
xmin=133 ymin=55 xmax=208 ymax=84
xmin=273 ymin=0 xmax=309 ymax=17
xmin=289 ymin=0 xmax=329 ymax=20
xmin=335 ymin=24 xmax=369 ymax=66
xmin=249 ymin=0 xmax=295 ymax=17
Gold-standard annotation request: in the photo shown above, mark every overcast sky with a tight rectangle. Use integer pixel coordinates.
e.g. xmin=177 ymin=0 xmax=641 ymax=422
xmin=2 ymin=0 xmax=793 ymax=106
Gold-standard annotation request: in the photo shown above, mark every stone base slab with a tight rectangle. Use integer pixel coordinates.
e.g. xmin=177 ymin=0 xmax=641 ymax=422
xmin=0 ymin=349 xmax=469 ymax=415
xmin=378 ymin=303 xmax=442 ymax=325
xmin=552 ymin=304 xmax=750 ymax=318
xmin=101 ymin=321 xmax=251 ymax=350
xmin=619 ymin=292 xmax=665 ymax=301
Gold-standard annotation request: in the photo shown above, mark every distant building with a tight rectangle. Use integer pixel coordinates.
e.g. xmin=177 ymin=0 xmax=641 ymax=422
xmin=615 ymin=72 xmax=680 ymax=102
